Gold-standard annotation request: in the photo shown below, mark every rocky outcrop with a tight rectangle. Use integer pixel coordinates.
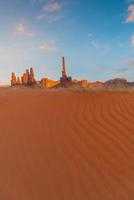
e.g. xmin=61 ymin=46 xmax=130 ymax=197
xmin=89 ymin=81 xmax=104 ymax=89
xmin=11 ymin=68 xmax=37 ymax=87
xmin=29 ymin=68 xmax=36 ymax=85
xmin=11 ymin=72 xmax=17 ymax=86
xmin=104 ymin=78 xmax=128 ymax=89
xmin=41 ymin=78 xmax=59 ymax=88
xmin=17 ymin=77 xmax=21 ymax=85
xmin=21 ymin=70 xmax=29 ymax=85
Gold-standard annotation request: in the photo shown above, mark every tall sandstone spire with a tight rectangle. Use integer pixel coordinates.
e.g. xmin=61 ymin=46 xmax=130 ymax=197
xmin=11 ymin=72 xmax=17 ymax=86
xmin=22 ymin=69 xmax=29 ymax=85
xmin=62 ymin=56 xmax=67 ymax=81
xmin=29 ymin=67 xmax=36 ymax=85
xmin=60 ymin=57 xmax=72 ymax=83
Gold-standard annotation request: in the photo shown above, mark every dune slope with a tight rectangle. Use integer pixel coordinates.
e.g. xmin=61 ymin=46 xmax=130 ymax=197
xmin=0 ymin=88 xmax=134 ymax=200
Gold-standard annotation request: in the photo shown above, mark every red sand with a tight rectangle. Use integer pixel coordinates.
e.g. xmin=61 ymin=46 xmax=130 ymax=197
xmin=0 ymin=88 xmax=134 ymax=200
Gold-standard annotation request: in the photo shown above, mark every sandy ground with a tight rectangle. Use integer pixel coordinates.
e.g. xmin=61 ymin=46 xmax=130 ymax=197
xmin=0 ymin=87 xmax=134 ymax=200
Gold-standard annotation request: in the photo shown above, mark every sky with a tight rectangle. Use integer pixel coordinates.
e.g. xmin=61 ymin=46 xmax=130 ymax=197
xmin=0 ymin=0 xmax=134 ymax=83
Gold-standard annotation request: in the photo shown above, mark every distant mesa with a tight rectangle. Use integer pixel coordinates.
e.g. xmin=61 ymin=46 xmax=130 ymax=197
xmin=10 ymin=57 xmax=134 ymax=90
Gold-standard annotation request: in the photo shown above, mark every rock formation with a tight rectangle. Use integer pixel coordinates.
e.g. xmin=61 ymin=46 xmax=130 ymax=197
xmin=41 ymin=78 xmax=59 ymax=88
xmin=17 ymin=77 xmax=21 ymax=85
xmin=89 ymin=81 xmax=104 ymax=89
xmin=80 ymin=80 xmax=90 ymax=88
xmin=21 ymin=70 xmax=29 ymax=85
xmin=11 ymin=72 xmax=17 ymax=86
xmin=10 ymin=57 xmax=133 ymax=90
xmin=40 ymin=78 xmax=45 ymax=88
xmin=11 ymin=68 xmax=37 ymax=87
xmin=61 ymin=56 xmax=67 ymax=82
xmin=60 ymin=57 xmax=72 ymax=83
xmin=104 ymin=78 xmax=128 ymax=89
xmin=29 ymin=67 xmax=36 ymax=85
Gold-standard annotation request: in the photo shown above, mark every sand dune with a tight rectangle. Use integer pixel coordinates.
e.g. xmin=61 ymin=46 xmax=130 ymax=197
xmin=0 ymin=88 xmax=134 ymax=199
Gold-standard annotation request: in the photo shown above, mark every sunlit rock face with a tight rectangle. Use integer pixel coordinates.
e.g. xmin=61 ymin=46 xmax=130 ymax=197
xmin=11 ymin=68 xmax=37 ymax=87
xmin=29 ymin=68 xmax=36 ymax=86
xmin=40 ymin=78 xmax=59 ymax=88
xmin=21 ymin=69 xmax=29 ymax=85
xmin=89 ymin=81 xmax=104 ymax=89
xmin=11 ymin=72 xmax=17 ymax=86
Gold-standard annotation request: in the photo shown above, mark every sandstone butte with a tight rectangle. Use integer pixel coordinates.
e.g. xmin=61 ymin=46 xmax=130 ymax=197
xmin=0 ymin=88 xmax=134 ymax=200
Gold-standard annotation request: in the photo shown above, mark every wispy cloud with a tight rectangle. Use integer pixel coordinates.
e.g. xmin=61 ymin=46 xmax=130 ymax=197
xmin=15 ymin=22 xmax=35 ymax=37
xmin=36 ymin=13 xmax=62 ymax=22
xmin=115 ymin=67 xmax=132 ymax=73
xmin=126 ymin=4 xmax=134 ymax=23
xmin=115 ymin=57 xmax=134 ymax=73
xmin=36 ymin=1 xmax=63 ymax=22
xmin=39 ymin=41 xmax=56 ymax=52
xmin=43 ymin=2 xmax=62 ymax=12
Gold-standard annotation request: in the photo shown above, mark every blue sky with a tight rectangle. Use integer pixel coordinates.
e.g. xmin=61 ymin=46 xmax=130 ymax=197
xmin=0 ymin=0 xmax=134 ymax=83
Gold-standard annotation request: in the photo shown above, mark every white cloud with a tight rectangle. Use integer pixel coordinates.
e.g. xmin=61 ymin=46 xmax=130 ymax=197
xmin=37 ymin=1 xmax=63 ymax=22
xmin=15 ymin=22 xmax=35 ymax=37
xmin=16 ymin=23 xmax=25 ymax=34
xmin=39 ymin=42 xmax=56 ymax=52
xmin=126 ymin=4 xmax=134 ymax=23
xmin=43 ymin=2 xmax=62 ymax=12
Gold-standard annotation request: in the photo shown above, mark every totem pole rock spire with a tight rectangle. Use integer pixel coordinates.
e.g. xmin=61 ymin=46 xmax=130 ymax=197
xmin=60 ymin=56 xmax=72 ymax=84
xmin=62 ymin=56 xmax=67 ymax=81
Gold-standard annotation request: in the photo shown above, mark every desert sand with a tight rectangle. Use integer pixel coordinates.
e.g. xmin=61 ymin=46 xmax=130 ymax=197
xmin=0 ymin=88 xmax=134 ymax=199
